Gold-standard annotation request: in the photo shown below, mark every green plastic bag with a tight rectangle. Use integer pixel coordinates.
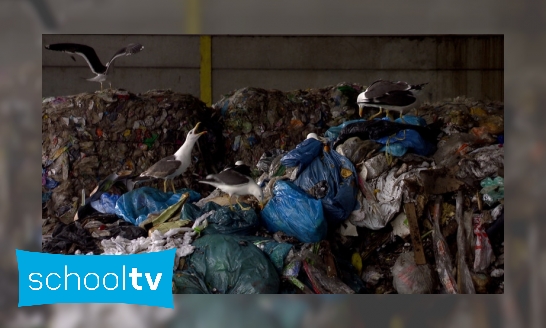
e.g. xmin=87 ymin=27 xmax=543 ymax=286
xmin=174 ymin=234 xmax=280 ymax=294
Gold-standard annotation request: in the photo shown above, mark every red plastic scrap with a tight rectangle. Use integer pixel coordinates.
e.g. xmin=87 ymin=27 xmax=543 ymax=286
xmin=302 ymin=260 xmax=322 ymax=294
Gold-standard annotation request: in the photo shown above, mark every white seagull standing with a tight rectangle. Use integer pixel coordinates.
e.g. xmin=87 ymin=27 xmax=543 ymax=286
xmin=199 ymin=161 xmax=264 ymax=211
xmin=357 ymin=80 xmax=428 ymax=121
xmin=138 ymin=122 xmax=206 ymax=193
xmin=44 ymin=42 xmax=144 ymax=90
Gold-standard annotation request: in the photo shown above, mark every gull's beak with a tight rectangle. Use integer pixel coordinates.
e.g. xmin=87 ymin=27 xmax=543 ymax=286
xmin=358 ymin=104 xmax=363 ymax=117
xmin=259 ymin=201 xmax=264 ymax=210
xmin=193 ymin=122 xmax=207 ymax=136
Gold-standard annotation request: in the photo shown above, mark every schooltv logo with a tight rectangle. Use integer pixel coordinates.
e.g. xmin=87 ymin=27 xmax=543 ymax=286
xmin=16 ymin=249 xmax=175 ymax=308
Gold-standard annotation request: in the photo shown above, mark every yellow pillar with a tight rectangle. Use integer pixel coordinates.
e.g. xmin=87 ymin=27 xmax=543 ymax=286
xmin=200 ymin=35 xmax=212 ymax=107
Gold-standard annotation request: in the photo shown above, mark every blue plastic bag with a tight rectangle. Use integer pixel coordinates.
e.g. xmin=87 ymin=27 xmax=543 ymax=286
xmin=373 ymin=115 xmax=435 ymax=156
xmin=376 ymin=129 xmax=436 ymax=157
xmin=292 ymin=148 xmax=359 ymax=222
xmin=114 ymin=187 xmax=201 ymax=225
xmin=324 ymin=119 xmax=367 ymax=141
xmin=181 ymin=202 xmax=260 ymax=236
xmin=261 ymin=180 xmax=327 ymax=243
xmin=280 ymin=138 xmax=323 ymax=172
xmin=394 ymin=115 xmax=427 ymax=126
xmin=90 ymin=193 xmax=121 ymax=214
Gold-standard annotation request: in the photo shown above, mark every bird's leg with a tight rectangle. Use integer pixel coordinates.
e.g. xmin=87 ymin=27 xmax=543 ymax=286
xmin=228 ymin=195 xmax=235 ymax=211
xmin=368 ymin=107 xmax=383 ymax=120
xmin=171 ymin=180 xmax=176 ymax=194
xmin=236 ymin=196 xmax=251 ymax=211
xmin=109 ymin=81 xmax=112 ymax=90
xmin=386 ymin=110 xmax=394 ymax=121
xmin=399 ymin=112 xmax=407 ymax=124
xmin=163 ymin=180 xmax=167 ymax=193
xmin=100 ymin=81 xmax=103 ymax=91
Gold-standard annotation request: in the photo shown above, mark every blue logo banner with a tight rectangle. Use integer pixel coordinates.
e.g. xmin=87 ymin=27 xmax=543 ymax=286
xmin=16 ymin=249 xmax=175 ymax=308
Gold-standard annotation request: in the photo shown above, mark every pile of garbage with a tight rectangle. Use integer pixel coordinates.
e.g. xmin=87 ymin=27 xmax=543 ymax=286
xmin=42 ymin=89 xmax=225 ymax=221
xmin=213 ymin=83 xmax=363 ymax=166
xmin=42 ymin=85 xmax=504 ymax=294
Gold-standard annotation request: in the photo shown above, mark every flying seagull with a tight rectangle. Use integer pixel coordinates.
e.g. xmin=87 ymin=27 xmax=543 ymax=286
xmin=199 ymin=161 xmax=264 ymax=211
xmin=44 ymin=42 xmax=144 ymax=90
xmin=357 ymin=80 xmax=428 ymax=120
xmin=138 ymin=122 xmax=206 ymax=193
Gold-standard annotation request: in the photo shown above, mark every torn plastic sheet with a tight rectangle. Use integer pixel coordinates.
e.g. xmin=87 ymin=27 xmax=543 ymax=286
xmin=375 ymin=129 xmax=436 ymax=157
xmin=114 ymin=187 xmax=201 ymax=225
xmin=335 ymin=137 xmax=382 ymax=166
xmin=473 ymin=214 xmax=494 ymax=272
xmin=101 ymin=211 xmax=210 ymax=270
xmin=90 ymin=193 xmax=121 ymax=214
xmin=392 ymin=252 xmax=434 ymax=294
xmin=456 ymin=145 xmax=504 ymax=181
xmin=360 ymin=154 xmax=390 ymax=181
xmin=324 ymin=118 xmax=366 ymax=141
xmin=348 ymin=167 xmax=425 ymax=230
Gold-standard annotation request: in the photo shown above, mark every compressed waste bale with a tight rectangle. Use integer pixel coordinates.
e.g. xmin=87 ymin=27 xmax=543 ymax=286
xmin=173 ymin=234 xmax=280 ymax=294
xmin=42 ymin=90 xmax=222 ymax=220
xmin=213 ymin=83 xmax=364 ymax=167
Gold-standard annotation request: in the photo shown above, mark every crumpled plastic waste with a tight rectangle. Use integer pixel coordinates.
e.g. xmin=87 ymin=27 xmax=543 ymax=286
xmin=479 ymin=176 xmax=504 ymax=206
xmin=392 ymin=252 xmax=434 ymax=294
xmin=473 ymin=214 xmax=494 ymax=272
xmin=257 ymin=149 xmax=287 ymax=173
xmin=114 ymin=187 xmax=201 ymax=225
xmin=42 ymin=213 xmax=147 ymax=254
xmin=376 ymin=128 xmax=436 ymax=157
xmin=280 ymin=138 xmax=323 ymax=172
xmin=282 ymin=138 xmax=359 ymax=222
xmin=430 ymin=198 xmax=458 ymax=294
xmin=349 ymin=167 xmax=425 ymax=230
xmin=334 ymin=137 xmax=382 ymax=165
xmin=42 ymin=192 xmax=52 ymax=204
xmin=90 ymin=193 xmax=121 ymax=214
xmin=181 ymin=201 xmax=260 ymax=236
xmin=102 ymin=211 xmax=210 ymax=270
xmin=433 ymin=133 xmax=479 ymax=168
xmin=455 ymin=191 xmax=476 ymax=294
xmin=284 ymin=248 xmax=356 ymax=294
xmin=324 ymin=118 xmax=366 ymax=141
xmin=261 ymin=180 xmax=327 ymax=243
xmin=457 ymin=145 xmax=504 ymax=181
xmin=42 ymin=167 xmax=60 ymax=189
xmin=173 ymin=234 xmax=280 ymax=294
xmin=333 ymin=117 xmax=440 ymax=149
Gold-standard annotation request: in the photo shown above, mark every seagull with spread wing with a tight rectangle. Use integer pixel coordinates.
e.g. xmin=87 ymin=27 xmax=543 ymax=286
xmin=44 ymin=42 xmax=144 ymax=90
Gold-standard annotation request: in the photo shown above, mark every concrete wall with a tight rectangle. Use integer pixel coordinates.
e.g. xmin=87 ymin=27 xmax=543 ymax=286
xmin=42 ymin=35 xmax=504 ymax=103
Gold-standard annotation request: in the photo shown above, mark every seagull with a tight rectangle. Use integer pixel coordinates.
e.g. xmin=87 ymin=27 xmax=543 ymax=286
xmin=357 ymin=80 xmax=428 ymax=121
xmin=44 ymin=42 xmax=144 ymax=90
xmin=138 ymin=122 xmax=206 ymax=193
xmin=199 ymin=161 xmax=264 ymax=211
